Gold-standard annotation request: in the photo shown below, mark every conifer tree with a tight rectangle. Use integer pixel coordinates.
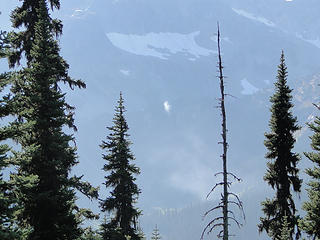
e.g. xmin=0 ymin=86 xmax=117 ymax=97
xmin=299 ymin=116 xmax=320 ymax=239
xmin=151 ymin=225 xmax=161 ymax=240
xmin=259 ymin=51 xmax=302 ymax=240
xmin=1 ymin=0 xmax=98 ymax=239
xmin=100 ymin=93 xmax=141 ymax=240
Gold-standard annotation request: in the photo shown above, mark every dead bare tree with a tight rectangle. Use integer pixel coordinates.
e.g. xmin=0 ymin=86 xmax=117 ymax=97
xmin=201 ymin=23 xmax=245 ymax=240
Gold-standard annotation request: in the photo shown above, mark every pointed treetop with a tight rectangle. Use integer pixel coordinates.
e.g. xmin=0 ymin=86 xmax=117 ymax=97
xmin=151 ymin=225 xmax=161 ymax=240
xmin=277 ymin=50 xmax=288 ymax=84
xmin=119 ymin=91 xmax=124 ymax=108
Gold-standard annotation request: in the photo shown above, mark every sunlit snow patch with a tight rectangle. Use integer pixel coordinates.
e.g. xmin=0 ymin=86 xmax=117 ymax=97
xmin=71 ymin=8 xmax=94 ymax=18
xmin=163 ymin=101 xmax=171 ymax=113
xmin=232 ymin=8 xmax=275 ymax=27
xmin=241 ymin=78 xmax=259 ymax=95
xmin=106 ymin=31 xmax=215 ymax=60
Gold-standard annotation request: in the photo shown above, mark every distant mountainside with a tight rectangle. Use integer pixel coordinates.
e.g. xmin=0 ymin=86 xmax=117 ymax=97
xmin=57 ymin=1 xmax=320 ymax=239
xmin=1 ymin=0 xmax=320 ymax=239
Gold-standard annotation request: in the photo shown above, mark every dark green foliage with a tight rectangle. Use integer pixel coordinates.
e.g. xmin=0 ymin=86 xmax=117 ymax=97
xmin=8 ymin=1 xmax=81 ymax=239
xmin=259 ymin=51 xmax=302 ymax=240
xmin=8 ymin=0 xmax=62 ymax=67
xmin=81 ymin=227 xmax=102 ymax=240
xmin=0 ymin=144 xmax=17 ymax=240
xmin=1 ymin=0 xmax=97 ymax=239
xmin=280 ymin=216 xmax=292 ymax=240
xmin=100 ymin=93 xmax=142 ymax=240
xmin=0 ymin=31 xmax=8 ymax=58
xmin=100 ymin=221 xmax=123 ymax=240
xmin=0 ymin=22 xmax=19 ymax=240
xmin=299 ymin=116 xmax=320 ymax=239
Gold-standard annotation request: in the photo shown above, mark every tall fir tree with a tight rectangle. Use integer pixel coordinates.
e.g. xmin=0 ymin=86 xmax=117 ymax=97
xmin=1 ymin=0 xmax=98 ymax=239
xmin=100 ymin=93 xmax=142 ymax=240
xmin=299 ymin=116 xmax=320 ymax=239
xmin=259 ymin=51 xmax=302 ymax=240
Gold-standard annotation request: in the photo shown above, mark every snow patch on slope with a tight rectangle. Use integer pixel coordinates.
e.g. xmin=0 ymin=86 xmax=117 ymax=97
xmin=296 ymin=33 xmax=320 ymax=49
xmin=106 ymin=32 xmax=215 ymax=60
xmin=70 ymin=8 xmax=95 ymax=18
xmin=241 ymin=78 xmax=259 ymax=95
xmin=232 ymin=8 xmax=275 ymax=27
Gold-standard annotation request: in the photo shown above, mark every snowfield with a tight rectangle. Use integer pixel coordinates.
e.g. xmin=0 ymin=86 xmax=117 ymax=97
xmin=106 ymin=31 xmax=215 ymax=60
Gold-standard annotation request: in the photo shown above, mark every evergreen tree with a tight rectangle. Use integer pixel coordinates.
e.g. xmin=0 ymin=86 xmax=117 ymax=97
xmin=151 ymin=225 xmax=161 ymax=240
xmin=100 ymin=93 xmax=141 ymax=240
xmin=1 ymin=0 xmax=97 ymax=239
xmin=259 ymin=51 xmax=302 ymax=240
xmin=299 ymin=116 xmax=320 ymax=239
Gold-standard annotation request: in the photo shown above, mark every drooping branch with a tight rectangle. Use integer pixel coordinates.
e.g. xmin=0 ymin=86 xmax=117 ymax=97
xmin=201 ymin=220 xmax=224 ymax=240
xmin=203 ymin=204 xmax=224 ymax=218
xmin=206 ymin=181 xmax=231 ymax=199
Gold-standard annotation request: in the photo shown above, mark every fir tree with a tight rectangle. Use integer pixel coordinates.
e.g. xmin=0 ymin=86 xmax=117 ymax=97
xmin=2 ymin=0 xmax=97 ymax=239
xmin=100 ymin=93 xmax=141 ymax=240
xmin=299 ymin=116 xmax=320 ymax=239
xmin=151 ymin=225 xmax=161 ymax=240
xmin=259 ymin=51 xmax=302 ymax=240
